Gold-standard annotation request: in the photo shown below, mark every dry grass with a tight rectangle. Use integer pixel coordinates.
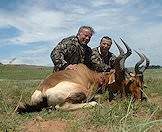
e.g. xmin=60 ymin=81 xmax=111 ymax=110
xmin=0 ymin=65 xmax=162 ymax=132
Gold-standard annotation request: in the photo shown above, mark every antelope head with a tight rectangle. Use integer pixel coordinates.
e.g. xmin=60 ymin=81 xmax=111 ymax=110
xmin=108 ymin=39 xmax=132 ymax=101
xmin=125 ymin=51 xmax=150 ymax=100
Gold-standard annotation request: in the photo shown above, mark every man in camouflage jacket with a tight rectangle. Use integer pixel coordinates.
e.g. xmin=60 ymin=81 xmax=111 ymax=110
xmin=91 ymin=36 xmax=116 ymax=72
xmin=50 ymin=26 xmax=95 ymax=72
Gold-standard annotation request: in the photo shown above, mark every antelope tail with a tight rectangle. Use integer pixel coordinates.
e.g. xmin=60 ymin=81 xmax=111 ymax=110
xmin=17 ymin=97 xmax=48 ymax=114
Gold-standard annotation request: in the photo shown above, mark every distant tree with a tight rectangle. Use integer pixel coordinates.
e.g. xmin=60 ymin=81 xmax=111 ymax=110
xmin=148 ymin=65 xmax=161 ymax=69
xmin=0 ymin=62 xmax=3 ymax=65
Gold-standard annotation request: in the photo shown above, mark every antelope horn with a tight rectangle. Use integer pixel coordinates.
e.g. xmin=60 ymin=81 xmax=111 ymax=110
xmin=113 ymin=39 xmax=125 ymax=70
xmin=114 ymin=40 xmax=124 ymax=56
xmin=140 ymin=53 xmax=150 ymax=73
xmin=134 ymin=50 xmax=145 ymax=74
xmin=124 ymin=68 xmax=131 ymax=78
xmin=120 ymin=38 xmax=132 ymax=69
xmin=120 ymin=38 xmax=132 ymax=58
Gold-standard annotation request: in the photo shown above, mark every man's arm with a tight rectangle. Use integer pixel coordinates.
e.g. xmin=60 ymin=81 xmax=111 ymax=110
xmin=50 ymin=42 xmax=68 ymax=71
xmin=50 ymin=36 xmax=78 ymax=71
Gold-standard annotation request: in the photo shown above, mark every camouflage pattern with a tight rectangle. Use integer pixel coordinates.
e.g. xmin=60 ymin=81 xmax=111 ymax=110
xmin=50 ymin=36 xmax=92 ymax=71
xmin=91 ymin=47 xmax=116 ymax=72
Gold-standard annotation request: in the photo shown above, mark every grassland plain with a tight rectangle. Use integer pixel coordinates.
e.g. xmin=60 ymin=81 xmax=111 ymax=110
xmin=0 ymin=65 xmax=162 ymax=132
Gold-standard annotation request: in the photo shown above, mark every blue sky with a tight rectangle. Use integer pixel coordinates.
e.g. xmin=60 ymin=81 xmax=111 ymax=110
xmin=0 ymin=0 xmax=162 ymax=66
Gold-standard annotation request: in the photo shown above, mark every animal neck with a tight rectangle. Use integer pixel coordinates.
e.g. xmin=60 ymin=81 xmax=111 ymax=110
xmin=95 ymin=72 xmax=111 ymax=87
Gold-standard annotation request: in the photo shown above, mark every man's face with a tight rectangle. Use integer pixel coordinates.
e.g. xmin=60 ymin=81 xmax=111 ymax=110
xmin=78 ymin=28 xmax=92 ymax=45
xmin=100 ymin=38 xmax=112 ymax=53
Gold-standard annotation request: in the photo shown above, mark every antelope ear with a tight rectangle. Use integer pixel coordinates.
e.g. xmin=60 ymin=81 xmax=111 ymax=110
xmin=108 ymin=71 xmax=115 ymax=84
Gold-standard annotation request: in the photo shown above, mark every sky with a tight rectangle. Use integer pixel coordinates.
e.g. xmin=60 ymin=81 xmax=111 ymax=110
xmin=0 ymin=0 xmax=162 ymax=67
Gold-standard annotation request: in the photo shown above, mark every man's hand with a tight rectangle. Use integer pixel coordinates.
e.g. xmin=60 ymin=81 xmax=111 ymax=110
xmin=65 ymin=64 xmax=77 ymax=70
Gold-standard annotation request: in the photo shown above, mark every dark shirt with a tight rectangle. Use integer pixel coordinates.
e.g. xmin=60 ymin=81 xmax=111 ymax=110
xmin=50 ymin=36 xmax=92 ymax=71
xmin=91 ymin=47 xmax=116 ymax=72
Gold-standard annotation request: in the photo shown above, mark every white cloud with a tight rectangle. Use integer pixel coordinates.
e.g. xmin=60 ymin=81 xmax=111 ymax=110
xmin=0 ymin=0 xmax=162 ymax=66
xmin=115 ymin=0 xmax=131 ymax=5
xmin=1 ymin=45 xmax=53 ymax=66
xmin=4 ymin=56 xmax=52 ymax=66
xmin=90 ymin=0 xmax=131 ymax=7
xmin=0 ymin=6 xmax=70 ymax=44
xmin=90 ymin=0 xmax=112 ymax=7
xmin=0 ymin=1 xmax=135 ymax=45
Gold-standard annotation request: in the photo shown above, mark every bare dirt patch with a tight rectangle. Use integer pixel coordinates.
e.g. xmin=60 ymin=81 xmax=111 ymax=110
xmin=21 ymin=117 xmax=69 ymax=132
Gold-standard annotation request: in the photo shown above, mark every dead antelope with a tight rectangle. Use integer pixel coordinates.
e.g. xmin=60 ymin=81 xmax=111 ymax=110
xmin=17 ymin=63 xmax=116 ymax=113
xmin=108 ymin=39 xmax=150 ymax=101
xmin=108 ymin=38 xmax=132 ymax=101
xmin=124 ymin=51 xmax=150 ymax=100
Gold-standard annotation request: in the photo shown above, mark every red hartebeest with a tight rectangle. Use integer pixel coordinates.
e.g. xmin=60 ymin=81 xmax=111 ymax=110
xmin=124 ymin=51 xmax=150 ymax=100
xmin=107 ymin=39 xmax=150 ymax=101
xmin=17 ymin=63 xmax=116 ymax=113
xmin=107 ymin=38 xmax=132 ymax=101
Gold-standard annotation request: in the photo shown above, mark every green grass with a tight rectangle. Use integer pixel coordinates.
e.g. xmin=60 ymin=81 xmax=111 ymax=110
xmin=0 ymin=65 xmax=162 ymax=132
xmin=0 ymin=65 xmax=51 ymax=80
xmin=144 ymin=69 xmax=162 ymax=95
